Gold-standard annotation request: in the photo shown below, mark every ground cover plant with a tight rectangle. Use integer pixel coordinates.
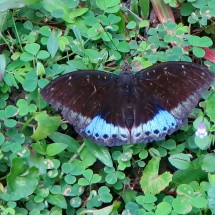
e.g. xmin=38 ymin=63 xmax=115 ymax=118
xmin=0 ymin=0 xmax=215 ymax=214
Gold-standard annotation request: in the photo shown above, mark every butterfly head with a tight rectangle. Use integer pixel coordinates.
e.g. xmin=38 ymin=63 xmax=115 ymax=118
xmin=121 ymin=62 xmax=132 ymax=72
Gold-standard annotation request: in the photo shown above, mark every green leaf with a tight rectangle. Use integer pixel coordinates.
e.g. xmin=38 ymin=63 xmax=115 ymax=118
xmin=39 ymin=26 xmax=51 ymax=36
xmin=159 ymin=139 xmax=176 ymax=150
xmin=136 ymin=194 xmax=157 ymax=205
xmin=199 ymin=36 xmax=213 ymax=47
xmin=4 ymin=119 xmax=17 ymax=128
xmin=168 ymin=153 xmax=192 ymax=170
xmin=47 ymin=194 xmax=67 ymax=209
xmin=191 ymin=196 xmax=207 ymax=208
xmin=64 ymin=175 xmax=76 ymax=184
xmin=37 ymin=50 xmax=50 ymax=59
xmin=47 ymin=33 xmax=59 ymax=58
xmin=139 ymin=0 xmax=149 ymax=20
xmin=181 ymin=3 xmax=194 ymax=16
xmin=31 ymin=111 xmax=61 ymax=141
xmin=117 ymin=41 xmax=130 ymax=53
xmin=17 ymin=99 xmax=29 ymax=116
xmin=5 ymin=105 xmax=17 ymax=118
xmin=73 ymin=25 xmax=83 ymax=44
xmin=137 ymin=41 xmax=150 ymax=52
xmin=0 ymin=54 xmax=6 ymax=79
xmin=22 ymin=71 xmax=38 ymax=92
xmin=177 ymin=184 xmax=194 ymax=197
xmin=0 ymin=11 xmax=8 ymax=32
xmin=81 ymin=204 xmax=114 ymax=215
xmin=105 ymin=173 xmax=117 ymax=184
xmin=140 ymin=157 xmax=172 ymax=194
xmin=205 ymin=92 xmax=215 ymax=123
xmin=36 ymin=61 xmax=45 ymax=76
xmin=155 ymin=202 xmax=172 ymax=215
xmin=31 ymin=143 xmax=46 ymax=155
xmin=42 ymin=0 xmax=72 ymax=23
xmin=96 ymin=0 xmax=120 ymax=13
xmin=201 ymin=154 xmax=215 ymax=172
xmin=78 ymin=178 xmax=90 ymax=186
xmin=20 ymin=52 xmax=34 ymax=61
xmin=172 ymin=196 xmax=192 ymax=214
xmin=46 ymin=143 xmax=68 ymax=156
xmin=208 ymin=184 xmax=215 ymax=213
xmin=24 ymin=43 xmax=40 ymax=55
xmin=84 ymin=49 xmax=104 ymax=63
xmin=0 ymin=1 xmax=25 ymax=12
xmin=58 ymin=36 xmax=70 ymax=51
xmin=193 ymin=47 xmax=205 ymax=58
xmin=80 ymin=147 xmax=97 ymax=168
xmin=91 ymin=174 xmax=102 ymax=184
xmin=139 ymin=20 xmax=149 ymax=28
xmin=98 ymin=186 xmax=113 ymax=203
xmin=49 ymin=132 xmax=79 ymax=153
xmin=108 ymin=14 xmax=121 ymax=24
xmin=0 ymin=132 xmax=5 ymax=144
xmin=23 ymin=20 xmax=33 ymax=30
xmin=126 ymin=21 xmax=136 ymax=29
xmin=3 ymin=73 xmax=19 ymax=88
xmin=1 ymin=157 xmax=39 ymax=201
xmin=70 ymin=196 xmax=82 ymax=208
xmin=172 ymin=167 xmax=207 ymax=185
xmin=83 ymin=169 xmax=93 ymax=181
xmin=87 ymin=23 xmax=103 ymax=40
xmin=188 ymin=35 xmax=213 ymax=47
xmin=194 ymin=135 xmax=211 ymax=150
xmin=62 ymin=160 xmax=83 ymax=175
xmin=69 ymin=8 xmax=88 ymax=20
xmin=85 ymin=139 xmax=113 ymax=168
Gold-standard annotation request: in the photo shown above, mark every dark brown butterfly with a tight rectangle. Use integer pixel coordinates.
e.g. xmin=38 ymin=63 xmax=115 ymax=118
xmin=41 ymin=62 xmax=215 ymax=146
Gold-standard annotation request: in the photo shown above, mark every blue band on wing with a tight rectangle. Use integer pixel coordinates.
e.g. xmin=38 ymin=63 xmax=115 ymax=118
xmin=83 ymin=115 xmax=130 ymax=146
xmin=131 ymin=109 xmax=182 ymax=143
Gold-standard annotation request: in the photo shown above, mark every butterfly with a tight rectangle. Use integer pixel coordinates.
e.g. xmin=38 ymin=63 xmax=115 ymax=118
xmin=41 ymin=61 xmax=215 ymax=147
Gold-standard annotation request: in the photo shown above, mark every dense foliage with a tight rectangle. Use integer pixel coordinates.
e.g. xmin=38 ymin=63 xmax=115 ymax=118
xmin=0 ymin=0 xmax=215 ymax=214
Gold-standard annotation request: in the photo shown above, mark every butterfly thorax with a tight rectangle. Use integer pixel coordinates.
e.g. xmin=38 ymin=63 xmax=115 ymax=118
xmin=118 ymin=71 xmax=136 ymax=95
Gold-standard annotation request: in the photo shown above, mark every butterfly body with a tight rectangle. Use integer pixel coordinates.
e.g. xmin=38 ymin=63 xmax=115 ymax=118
xmin=42 ymin=62 xmax=215 ymax=146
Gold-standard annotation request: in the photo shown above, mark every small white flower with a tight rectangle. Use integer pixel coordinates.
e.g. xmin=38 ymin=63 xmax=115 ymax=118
xmin=195 ymin=123 xmax=208 ymax=138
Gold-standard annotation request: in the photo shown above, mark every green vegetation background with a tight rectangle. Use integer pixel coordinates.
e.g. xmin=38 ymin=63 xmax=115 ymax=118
xmin=0 ymin=0 xmax=215 ymax=214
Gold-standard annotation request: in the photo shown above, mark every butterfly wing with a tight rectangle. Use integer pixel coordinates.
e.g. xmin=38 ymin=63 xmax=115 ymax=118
xmin=131 ymin=61 xmax=215 ymax=143
xmin=41 ymin=71 xmax=130 ymax=146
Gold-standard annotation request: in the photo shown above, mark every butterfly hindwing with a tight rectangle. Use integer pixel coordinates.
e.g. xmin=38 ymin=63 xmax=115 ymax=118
xmin=83 ymin=86 xmax=131 ymax=146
